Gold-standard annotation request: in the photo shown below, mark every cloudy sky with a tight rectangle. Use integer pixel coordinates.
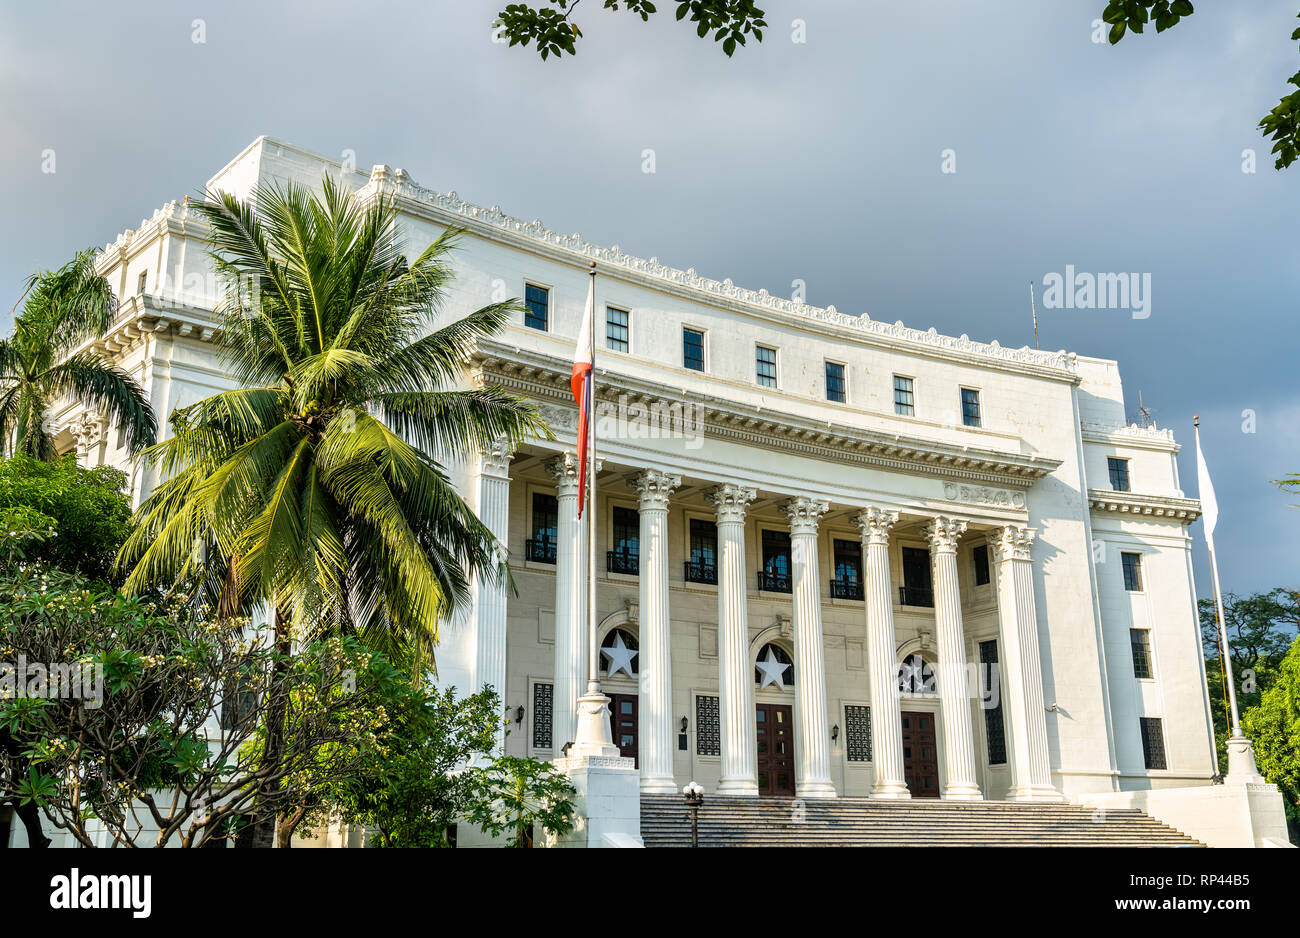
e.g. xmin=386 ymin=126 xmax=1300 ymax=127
xmin=1 ymin=0 xmax=1297 ymax=597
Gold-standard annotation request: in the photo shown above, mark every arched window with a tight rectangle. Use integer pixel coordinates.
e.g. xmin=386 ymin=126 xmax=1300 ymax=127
xmin=755 ymin=643 xmax=794 ymax=690
xmin=600 ymin=628 xmax=639 ymax=678
xmin=897 ymin=653 xmax=936 ymax=695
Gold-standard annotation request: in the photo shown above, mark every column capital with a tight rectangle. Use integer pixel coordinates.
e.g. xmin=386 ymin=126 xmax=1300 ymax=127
xmin=991 ymin=525 xmax=1036 ymax=564
xmin=479 ymin=437 xmax=515 ymax=479
xmin=923 ymin=517 xmax=968 ymax=553
xmin=706 ymin=483 xmax=757 ymax=524
xmin=782 ymin=496 xmax=830 ymax=536
xmin=545 ymin=452 xmax=602 ymax=496
xmin=631 ymin=469 xmax=681 ymax=511
xmin=854 ymin=506 xmax=899 ymax=545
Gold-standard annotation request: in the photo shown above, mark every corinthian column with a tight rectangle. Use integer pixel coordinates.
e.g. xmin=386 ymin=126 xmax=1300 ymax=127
xmin=856 ymin=507 xmax=910 ymax=799
xmin=546 ymin=453 xmax=585 ymax=753
xmin=925 ymin=517 xmax=982 ymax=800
xmin=708 ymin=483 xmax=759 ymax=797
xmin=473 ymin=440 xmax=513 ymax=755
xmin=632 ymin=469 xmax=681 ymax=794
xmin=784 ymin=496 xmax=836 ymax=798
xmin=991 ymin=525 xmax=1061 ymax=802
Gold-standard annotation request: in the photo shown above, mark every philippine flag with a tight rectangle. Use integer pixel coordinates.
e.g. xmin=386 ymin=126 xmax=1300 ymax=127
xmin=571 ymin=273 xmax=595 ymax=517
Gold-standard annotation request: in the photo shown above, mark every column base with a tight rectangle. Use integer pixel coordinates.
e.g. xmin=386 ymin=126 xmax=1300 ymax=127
xmin=870 ymin=780 xmax=912 ymax=800
xmin=716 ymin=777 xmax=759 ymax=797
xmin=568 ymin=688 xmax=619 ymax=759
xmin=941 ymin=784 xmax=984 ymax=801
xmin=1225 ymin=735 xmax=1267 ymax=785
xmin=795 ymin=780 xmax=838 ymax=799
xmin=639 ymin=776 xmax=679 ymax=795
xmin=1009 ymin=784 xmax=1065 ymax=803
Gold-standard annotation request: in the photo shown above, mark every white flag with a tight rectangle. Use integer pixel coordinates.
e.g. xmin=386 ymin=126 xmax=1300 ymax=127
xmin=1195 ymin=424 xmax=1218 ymax=541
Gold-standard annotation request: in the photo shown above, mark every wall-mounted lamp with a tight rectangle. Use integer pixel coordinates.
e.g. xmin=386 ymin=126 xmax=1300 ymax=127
xmin=831 ymin=724 xmax=840 ymax=742
xmin=680 ymin=716 xmax=689 ymax=733
xmin=515 ymin=705 xmax=525 ymax=725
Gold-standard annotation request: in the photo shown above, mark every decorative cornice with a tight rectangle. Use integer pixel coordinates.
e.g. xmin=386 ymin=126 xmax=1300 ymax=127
xmin=471 ymin=343 xmax=1062 ymax=489
xmin=782 ymin=496 xmax=830 ymax=536
xmin=854 ymin=507 xmax=899 ymax=545
xmin=1080 ymin=421 xmax=1180 ymax=453
xmin=923 ymin=517 xmax=968 ymax=553
xmin=1087 ymin=489 xmax=1201 ymax=522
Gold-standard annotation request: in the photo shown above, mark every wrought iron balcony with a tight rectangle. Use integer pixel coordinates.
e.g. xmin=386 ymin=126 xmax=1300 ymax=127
xmin=684 ymin=560 xmax=717 ymax=585
xmin=525 ymin=537 xmax=556 ymax=564
xmin=898 ymin=585 xmax=934 ymax=608
xmin=607 ymin=549 xmax=639 ymax=576
xmin=828 ymin=577 xmax=863 ymax=601
xmin=758 ymin=570 xmax=792 ymax=593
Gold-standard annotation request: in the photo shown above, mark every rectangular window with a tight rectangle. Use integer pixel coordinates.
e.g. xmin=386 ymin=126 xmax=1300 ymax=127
xmin=759 ymin=529 xmax=792 ymax=592
xmin=960 ymin=387 xmax=981 ymax=427
xmin=1140 ymin=717 xmax=1167 ymax=770
xmin=844 ymin=704 xmax=872 ymax=762
xmin=979 ymin=640 xmax=1007 ymax=765
xmin=686 ymin=518 xmax=718 ymax=584
xmin=1130 ymin=628 xmax=1153 ymax=679
xmin=609 ymin=506 xmax=640 ymax=574
xmin=606 ymin=305 xmax=629 ymax=352
xmin=831 ymin=538 xmax=863 ymax=600
xmin=137 ymin=270 xmax=148 ymax=294
xmin=893 ymin=375 xmax=915 ymax=416
xmin=756 ymin=345 xmax=777 ymax=388
xmin=696 ymin=695 xmax=720 ymax=756
xmin=532 ymin=682 xmax=553 ymax=750
xmin=524 ymin=283 xmax=549 ymax=331
xmin=900 ymin=546 xmax=934 ymax=606
xmin=1121 ymin=552 xmax=1143 ymax=592
xmin=527 ymin=492 xmax=558 ymax=564
xmin=682 ymin=327 xmax=705 ymax=372
xmin=825 ymin=361 xmax=846 ymax=403
xmin=973 ymin=543 xmax=991 ymax=586
xmin=1108 ymin=457 xmax=1131 ymax=492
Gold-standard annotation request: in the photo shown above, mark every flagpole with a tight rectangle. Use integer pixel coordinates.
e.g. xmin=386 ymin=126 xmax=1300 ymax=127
xmin=1196 ymin=415 xmax=1242 ymax=737
xmin=587 ymin=260 xmax=600 ymax=696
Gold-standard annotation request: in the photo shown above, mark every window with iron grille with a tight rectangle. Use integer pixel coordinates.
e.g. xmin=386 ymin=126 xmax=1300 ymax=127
xmin=961 ymin=387 xmax=981 ymax=427
xmin=1121 ymin=552 xmax=1143 ymax=591
xmin=686 ymin=518 xmax=717 ymax=583
xmin=524 ymin=283 xmax=549 ymax=331
xmin=608 ymin=506 xmax=640 ymax=574
xmin=1108 ymin=456 xmax=1131 ymax=492
xmin=696 ymin=695 xmax=720 ymax=755
xmin=682 ymin=327 xmax=705 ymax=371
xmin=1131 ymin=628 xmax=1153 ymax=679
xmin=844 ymin=704 xmax=872 ymax=762
xmin=893 ymin=375 xmax=915 ymax=416
xmin=527 ymin=492 xmax=558 ymax=563
xmin=1140 ymin=717 xmax=1166 ymax=770
xmin=759 ymin=529 xmax=792 ymax=592
xmin=900 ymin=546 xmax=933 ymax=606
xmin=973 ymin=543 xmax=991 ymax=586
xmin=825 ymin=361 xmax=846 ymax=402
xmin=979 ymin=640 xmax=1007 ymax=765
xmin=606 ymin=306 xmax=629 ymax=352
xmin=831 ymin=538 xmax=863 ymax=599
xmin=756 ymin=345 xmax=777 ymax=388
xmin=532 ymin=682 xmax=553 ymax=750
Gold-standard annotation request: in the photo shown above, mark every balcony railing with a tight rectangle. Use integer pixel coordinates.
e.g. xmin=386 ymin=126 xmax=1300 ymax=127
xmin=758 ymin=570 xmax=792 ymax=593
xmin=525 ymin=537 xmax=556 ymax=564
xmin=828 ymin=577 xmax=864 ymax=601
xmin=899 ymin=585 xmax=934 ymax=608
xmin=607 ymin=550 xmax=639 ymax=576
xmin=685 ymin=560 xmax=717 ymax=585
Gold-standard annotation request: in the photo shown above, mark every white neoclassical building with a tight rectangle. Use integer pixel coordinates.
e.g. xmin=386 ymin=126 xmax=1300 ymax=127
xmin=54 ymin=137 xmax=1258 ymax=833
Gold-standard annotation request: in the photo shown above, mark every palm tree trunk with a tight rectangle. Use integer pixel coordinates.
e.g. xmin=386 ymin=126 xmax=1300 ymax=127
xmin=247 ymin=606 xmax=291 ymax=848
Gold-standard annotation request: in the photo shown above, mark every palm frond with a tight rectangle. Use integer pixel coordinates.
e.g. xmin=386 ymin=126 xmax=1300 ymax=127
xmin=43 ymin=352 xmax=158 ymax=454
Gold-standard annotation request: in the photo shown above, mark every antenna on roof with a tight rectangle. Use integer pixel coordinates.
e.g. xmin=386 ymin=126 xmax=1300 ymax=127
xmin=1136 ymin=390 xmax=1156 ymax=429
xmin=1029 ymin=281 xmax=1039 ymax=350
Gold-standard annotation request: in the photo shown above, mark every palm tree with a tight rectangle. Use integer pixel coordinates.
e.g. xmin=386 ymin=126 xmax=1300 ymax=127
xmin=0 ymin=250 xmax=157 ymax=459
xmin=118 ymin=174 xmax=549 ymax=671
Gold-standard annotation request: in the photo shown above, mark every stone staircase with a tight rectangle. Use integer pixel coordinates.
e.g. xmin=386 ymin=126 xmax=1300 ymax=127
xmin=640 ymin=795 xmax=1204 ymax=847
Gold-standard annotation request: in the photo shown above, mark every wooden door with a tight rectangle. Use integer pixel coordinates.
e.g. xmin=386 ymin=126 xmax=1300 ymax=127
xmin=901 ymin=710 xmax=940 ymax=798
xmin=609 ymin=693 xmax=638 ymax=767
xmin=756 ymin=703 xmax=795 ymax=796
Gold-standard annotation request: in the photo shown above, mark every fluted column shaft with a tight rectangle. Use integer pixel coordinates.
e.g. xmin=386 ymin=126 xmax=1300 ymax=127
xmin=709 ymin=484 xmax=759 ymax=796
xmin=785 ymin=497 xmax=836 ymax=798
xmin=474 ymin=442 xmax=513 ymax=755
xmin=857 ymin=508 xmax=910 ymax=799
xmin=925 ymin=518 xmax=982 ymax=800
xmin=633 ymin=469 xmax=681 ymax=794
xmin=547 ymin=453 xmax=585 ymax=753
xmin=992 ymin=526 xmax=1060 ymax=802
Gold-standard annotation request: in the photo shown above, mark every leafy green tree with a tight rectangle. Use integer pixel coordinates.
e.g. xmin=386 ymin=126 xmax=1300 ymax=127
xmin=0 ymin=249 xmax=156 ymax=459
xmin=497 ymin=0 xmax=766 ymax=59
xmin=466 ymin=755 xmax=577 ymax=847
xmin=1241 ymin=633 xmax=1300 ymax=842
xmin=1102 ymin=2 xmax=1300 ymax=170
xmin=0 ymin=454 xmax=132 ymax=583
